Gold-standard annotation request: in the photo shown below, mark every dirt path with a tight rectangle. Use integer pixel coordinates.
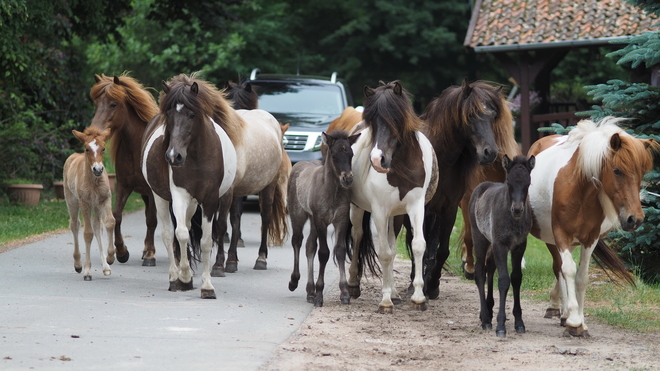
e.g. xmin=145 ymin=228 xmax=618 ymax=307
xmin=263 ymin=257 xmax=660 ymax=371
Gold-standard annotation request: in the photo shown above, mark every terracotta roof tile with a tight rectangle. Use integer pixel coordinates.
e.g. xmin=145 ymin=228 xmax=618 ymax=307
xmin=466 ymin=0 xmax=659 ymax=50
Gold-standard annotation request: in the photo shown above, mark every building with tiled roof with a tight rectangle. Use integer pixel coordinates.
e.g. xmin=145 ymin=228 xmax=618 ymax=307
xmin=464 ymin=0 xmax=658 ymax=151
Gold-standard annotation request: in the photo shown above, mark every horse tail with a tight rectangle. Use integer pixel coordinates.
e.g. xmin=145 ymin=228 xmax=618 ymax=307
xmin=267 ymin=152 xmax=290 ymax=246
xmin=593 ymin=239 xmax=635 ymax=286
xmin=357 ymin=211 xmax=381 ymax=278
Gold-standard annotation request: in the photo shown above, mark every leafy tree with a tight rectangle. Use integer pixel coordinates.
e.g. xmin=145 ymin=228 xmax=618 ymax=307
xmin=582 ymin=1 xmax=660 ymax=283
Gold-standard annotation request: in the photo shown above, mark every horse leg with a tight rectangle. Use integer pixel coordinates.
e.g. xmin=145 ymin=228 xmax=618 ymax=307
xmin=112 ymin=182 xmax=132 ymax=263
xmin=371 ymin=210 xmax=397 ymax=314
xmin=141 ymin=194 xmax=158 ymax=266
xmin=224 ymin=196 xmax=242 ymax=274
xmin=511 ymin=243 xmax=526 ymax=334
xmin=485 ymin=250 xmax=496 ymax=330
xmin=102 ymin=200 xmax=116 ymax=267
xmin=288 ymin=208 xmax=307 ymax=292
xmin=544 ymin=243 xmax=562 ymax=319
xmin=493 ymin=243 xmax=511 ymax=338
xmin=334 ymin=219 xmax=351 ymax=304
xmin=153 ymin=195 xmax=179 ymax=291
xmin=557 ymin=244 xmax=582 ymax=337
xmin=347 ymin=207 xmax=364 ymax=299
xmin=255 ymin=184 xmax=276 ymax=270
xmin=460 ymin=198 xmax=476 ymax=280
xmin=387 ymin=217 xmax=403 ymax=305
xmin=67 ymin=198 xmax=82 ymax=274
xmin=565 ymin=243 xmax=596 ymax=337
xmin=172 ymin=196 xmax=195 ymax=291
xmin=81 ymin=206 xmax=94 ymax=281
xmin=212 ymin=196 xmax=232 ymax=276
xmin=312 ymin=219 xmax=330 ymax=307
xmin=305 ymin=226 xmax=319 ymax=303
xmin=471 ymin=223 xmax=491 ymax=330
xmin=97 ymin=204 xmax=115 ymax=277
xmin=199 ymin=209 xmax=216 ymax=299
xmin=424 ymin=207 xmax=457 ymax=300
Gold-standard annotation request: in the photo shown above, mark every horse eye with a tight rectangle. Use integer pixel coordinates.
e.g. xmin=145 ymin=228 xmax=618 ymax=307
xmin=188 ymin=113 xmax=195 ymax=119
xmin=614 ymin=169 xmax=622 ymax=176
xmin=110 ymin=102 xmax=117 ymax=109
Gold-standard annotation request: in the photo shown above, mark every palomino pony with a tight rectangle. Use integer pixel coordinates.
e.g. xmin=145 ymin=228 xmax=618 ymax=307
xmin=288 ymin=130 xmax=360 ymax=306
xmin=141 ymin=73 xmax=239 ymax=298
xmin=63 ymin=127 xmax=115 ymax=281
xmin=90 ymin=74 xmax=160 ymax=266
xmin=410 ymin=79 xmax=518 ymax=300
xmin=528 ymin=117 xmax=657 ymax=337
xmin=348 ymin=81 xmax=438 ymax=313
xmin=470 ymin=155 xmax=535 ymax=337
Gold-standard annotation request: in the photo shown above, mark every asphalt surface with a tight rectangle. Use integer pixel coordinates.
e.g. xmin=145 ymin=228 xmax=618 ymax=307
xmin=0 ymin=203 xmax=337 ymax=370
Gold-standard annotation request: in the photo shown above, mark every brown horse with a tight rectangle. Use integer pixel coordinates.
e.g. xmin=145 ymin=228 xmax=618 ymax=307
xmin=528 ymin=117 xmax=657 ymax=337
xmin=141 ymin=73 xmax=240 ymax=298
xmin=63 ymin=126 xmax=115 ymax=281
xmin=90 ymin=74 xmax=160 ymax=266
xmin=410 ymin=79 xmax=519 ymax=300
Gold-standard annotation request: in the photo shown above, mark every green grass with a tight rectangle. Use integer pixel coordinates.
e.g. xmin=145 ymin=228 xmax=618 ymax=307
xmin=396 ymin=210 xmax=660 ymax=334
xmin=0 ymin=189 xmax=145 ymax=247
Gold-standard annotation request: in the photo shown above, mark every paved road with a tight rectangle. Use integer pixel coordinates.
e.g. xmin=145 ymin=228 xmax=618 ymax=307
xmin=0 ymin=205 xmax=337 ymax=370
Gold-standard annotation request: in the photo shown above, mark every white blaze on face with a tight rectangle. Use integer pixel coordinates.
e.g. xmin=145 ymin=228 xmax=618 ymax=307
xmin=89 ymin=139 xmax=104 ymax=174
xmin=369 ymin=142 xmax=388 ymax=173
xmin=176 ymin=103 xmax=184 ymax=112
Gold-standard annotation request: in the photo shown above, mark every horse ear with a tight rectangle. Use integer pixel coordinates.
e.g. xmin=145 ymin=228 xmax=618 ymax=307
xmin=527 ymin=155 xmax=536 ymax=171
xmin=610 ymin=133 xmax=622 ymax=151
xmin=378 ymin=80 xmax=386 ymax=86
xmin=72 ymin=130 xmax=85 ymax=143
xmin=643 ymin=138 xmax=656 ymax=149
xmin=113 ymin=75 xmax=121 ymax=85
xmin=393 ymin=81 xmax=403 ymax=96
xmin=461 ymin=77 xmax=472 ymax=99
xmin=348 ymin=132 xmax=361 ymax=145
xmin=280 ymin=122 xmax=290 ymax=134
xmin=190 ymin=82 xmax=199 ymax=95
xmin=162 ymin=80 xmax=170 ymax=94
xmin=224 ymin=81 xmax=231 ymax=89
xmin=502 ymin=154 xmax=511 ymax=170
xmin=321 ymin=132 xmax=331 ymax=146
xmin=363 ymin=85 xmax=375 ymax=98
xmin=244 ymin=83 xmax=252 ymax=93
xmin=94 ymin=74 xmax=102 ymax=83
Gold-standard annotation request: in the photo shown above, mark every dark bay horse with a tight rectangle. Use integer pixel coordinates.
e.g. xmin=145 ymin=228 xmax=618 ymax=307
xmin=470 ymin=155 xmax=535 ymax=337
xmin=411 ymin=79 xmax=519 ymax=300
xmin=528 ymin=117 xmax=657 ymax=336
xmin=348 ymin=81 xmax=438 ymax=313
xmin=90 ymin=74 xmax=160 ymax=266
xmin=288 ymin=130 xmax=360 ymax=306
xmin=63 ymin=127 xmax=115 ymax=280
xmin=141 ymin=73 xmax=240 ymax=298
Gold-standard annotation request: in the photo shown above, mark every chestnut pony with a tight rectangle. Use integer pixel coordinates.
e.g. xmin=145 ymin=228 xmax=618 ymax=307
xmin=63 ymin=126 xmax=115 ymax=281
xmin=90 ymin=74 xmax=160 ymax=266
xmin=528 ymin=117 xmax=657 ymax=337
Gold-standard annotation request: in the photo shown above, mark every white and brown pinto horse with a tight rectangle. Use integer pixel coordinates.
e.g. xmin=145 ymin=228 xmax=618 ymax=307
xmin=63 ymin=127 xmax=115 ymax=281
xmin=348 ymin=81 xmax=438 ymax=313
xmin=528 ymin=117 xmax=657 ymax=336
xmin=141 ymin=73 xmax=239 ymax=299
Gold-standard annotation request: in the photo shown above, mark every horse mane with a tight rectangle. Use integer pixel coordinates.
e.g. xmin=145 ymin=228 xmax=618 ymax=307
xmin=90 ymin=73 xmax=159 ymax=165
xmin=159 ymin=72 xmax=244 ymax=144
xmin=362 ymin=81 xmax=422 ymax=148
xmin=224 ymin=80 xmax=258 ymax=110
xmin=570 ymin=117 xmax=655 ymax=183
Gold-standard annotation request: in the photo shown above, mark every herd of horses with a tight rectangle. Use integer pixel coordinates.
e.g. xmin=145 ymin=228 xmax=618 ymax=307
xmin=63 ymin=72 xmax=658 ymax=339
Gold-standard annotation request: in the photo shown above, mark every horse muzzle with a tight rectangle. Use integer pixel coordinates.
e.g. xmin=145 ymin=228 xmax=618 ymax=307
xmin=478 ymin=147 xmax=497 ymax=165
xmin=92 ymin=164 xmax=104 ymax=177
xmin=340 ymin=172 xmax=354 ymax=188
xmin=370 ymin=157 xmax=390 ymax=174
xmin=621 ymin=214 xmax=644 ymax=231
xmin=166 ymin=148 xmax=185 ymax=167
xmin=511 ymin=205 xmax=525 ymax=220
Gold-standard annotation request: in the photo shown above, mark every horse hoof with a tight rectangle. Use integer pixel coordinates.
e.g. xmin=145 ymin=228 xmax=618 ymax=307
xmin=225 ymin=261 xmax=238 ymax=273
xmin=142 ymin=258 xmax=156 ymax=267
xmin=103 ymin=269 xmax=111 ymax=276
xmin=75 ymin=266 xmax=82 ymax=273
xmin=314 ymin=297 xmax=324 ymax=307
xmin=411 ymin=301 xmax=427 ymax=311
xmin=306 ymin=294 xmax=316 ymax=304
xmin=168 ymin=281 xmax=178 ymax=292
xmin=117 ymin=250 xmax=129 ymax=264
xmin=211 ymin=266 xmax=226 ymax=277
xmin=288 ymin=281 xmax=298 ymax=292
xmin=340 ymin=296 xmax=351 ymax=305
xmin=348 ymin=285 xmax=361 ymax=299
xmin=426 ymin=286 xmax=440 ymax=300
xmin=201 ymin=289 xmax=216 ymax=299
xmin=496 ymin=330 xmax=506 ymax=338
xmin=253 ymin=260 xmax=267 ymax=270
xmin=563 ymin=325 xmax=590 ymax=338
xmin=560 ymin=318 xmax=567 ymax=327
xmin=107 ymin=256 xmax=115 ymax=265
xmin=237 ymin=238 xmax=245 ymax=248
xmin=516 ymin=325 xmax=526 ymax=334
xmin=84 ymin=275 xmax=92 ymax=281
xmin=482 ymin=323 xmax=492 ymax=331
xmin=392 ymin=297 xmax=402 ymax=305
xmin=377 ymin=305 xmax=394 ymax=314
xmin=177 ymin=279 xmax=194 ymax=291
xmin=462 ymin=261 xmax=475 ymax=280
xmin=544 ymin=308 xmax=561 ymax=319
